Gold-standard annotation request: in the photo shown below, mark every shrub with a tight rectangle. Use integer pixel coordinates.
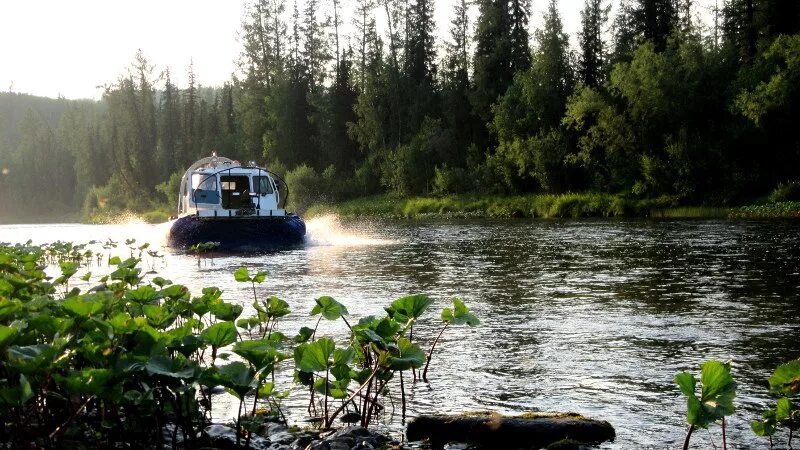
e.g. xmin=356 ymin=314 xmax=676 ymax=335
xmin=769 ymin=180 xmax=800 ymax=203
xmin=285 ymin=164 xmax=322 ymax=212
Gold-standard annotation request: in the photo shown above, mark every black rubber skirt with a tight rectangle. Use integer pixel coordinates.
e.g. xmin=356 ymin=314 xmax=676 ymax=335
xmin=167 ymin=214 xmax=306 ymax=251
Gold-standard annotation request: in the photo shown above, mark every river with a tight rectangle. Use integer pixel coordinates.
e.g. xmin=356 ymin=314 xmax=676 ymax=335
xmin=1 ymin=216 xmax=799 ymax=449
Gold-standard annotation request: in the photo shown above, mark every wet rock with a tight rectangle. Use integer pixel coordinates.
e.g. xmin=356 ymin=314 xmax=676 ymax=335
xmin=326 ymin=438 xmax=351 ymax=450
xmin=330 ymin=425 xmax=372 ymax=440
xmin=204 ymin=424 xmax=271 ymax=450
xmin=262 ymin=421 xmax=290 ymax=436
xmin=268 ymin=444 xmax=294 ymax=450
xmin=270 ymin=430 xmax=297 ymax=445
xmin=339 ymin=411 xmax=362 ymax=424
xmin=304 ymin=439 xmax=329 ymax=450
xmin=291 ymin=432 xmax=317 ymax=449
xmin=406 ymin=412 xmax=615 ymax=450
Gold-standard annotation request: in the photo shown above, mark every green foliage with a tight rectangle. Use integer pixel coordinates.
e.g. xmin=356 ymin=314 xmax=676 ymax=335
xmin=441 ymin=298 xmax=480 ymax=326
xmin=751 ymin=359 xmax=800 ymax=447
xmin=311 ymin=296 xmax=349 ymax=321
xmin=768 ymin=359 xmax=800 ymax=397
xmin=768 ymin=180 xmax=800 ymax=203
xmin=0 ymin=241 xmax=481 ymax=445
xmin=675 ymin=361 xmax=737 ymax=429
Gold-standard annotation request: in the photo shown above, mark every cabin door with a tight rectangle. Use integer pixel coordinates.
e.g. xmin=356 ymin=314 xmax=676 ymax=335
xmin=219 ymin=175 xmax=252 ymax=209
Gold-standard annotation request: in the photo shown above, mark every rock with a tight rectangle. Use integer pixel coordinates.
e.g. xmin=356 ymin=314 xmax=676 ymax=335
xmin=292 ymin=432 xmax=316 ymax=450
xmin=326 ymin=438 xmax=351 ymax=450
xmin=270 ymin=430 xmax=297 ymax=445
xmin=262 ymin=421 xmax=289 ymax=436
xmin=351 ymin=441 xmax=375 ymax=450
xmin=269 ymin=444 xmax=294 ymax=450
xmin=304 ymin=440 xmax=329 ymax=450
xmin=330 ymin=425 xmax=372 ymax=440
xmin=406 ymin=412 xmax=616 ymax=450
xmin=339 ymin=411 xmax=362 ymax=424
xmin=291 ymin=432 xmax=317 ymax=450
xmin=204 ymin=424 xmax=271 ymax=450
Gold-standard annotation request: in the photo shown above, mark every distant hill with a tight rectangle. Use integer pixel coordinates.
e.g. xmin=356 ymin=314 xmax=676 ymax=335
xmin=0 ymin=92 xmax=96 ymax=150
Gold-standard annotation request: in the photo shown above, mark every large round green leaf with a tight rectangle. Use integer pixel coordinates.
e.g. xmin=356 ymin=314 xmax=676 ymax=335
xmin=145 ymin=355 xmax=199 ymax=380
xmin=201 ymin=321 xmax=237 ymax=348
xmin=768 ymin=359 xmax=800 ymax=396
xmin=385 ymin=338 xmax=426 ymax=371
xmin=389 ymin=294 xmax=433 ymax=322
xmin=441 ymin=298 xmax=480 ymax=326
xmin=297 ymin=337 xmax=335 ymax=372
xmin=311 ymin=296 xmax=348 ymax=320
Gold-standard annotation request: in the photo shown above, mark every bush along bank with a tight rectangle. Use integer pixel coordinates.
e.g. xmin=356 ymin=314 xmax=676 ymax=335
xmin=0 ymin=241 xmax=487 ymax=449
xmin=305 ymin=193 xmax=800 ymax=221
xmin=305 ymin=193 xmax=676 ymax=219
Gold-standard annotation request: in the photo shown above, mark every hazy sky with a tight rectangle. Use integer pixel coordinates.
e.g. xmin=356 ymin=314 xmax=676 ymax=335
xmin=1 ymin=0 xmax=716 ymax=100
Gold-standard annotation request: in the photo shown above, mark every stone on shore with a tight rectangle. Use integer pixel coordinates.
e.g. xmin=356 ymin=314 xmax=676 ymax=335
xmin=405 ymin=412 xmax=615 ymax=450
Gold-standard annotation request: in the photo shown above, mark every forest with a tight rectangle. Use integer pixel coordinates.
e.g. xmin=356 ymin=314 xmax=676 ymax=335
xmin=0 ymin=0 xmax=799 ymax=221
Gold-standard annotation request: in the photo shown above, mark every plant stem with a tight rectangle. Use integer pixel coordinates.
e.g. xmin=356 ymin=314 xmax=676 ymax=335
xmin=252 ymin=380 xmax=260 ymax=416
xmin=722 ymin=417 xmax=727 ymax=450
xmin=682 ymin=425 xmax=695 ymax=450
xmin=325 ymin=365 xmax=380 ymax=429
xmin=422 ymin=323 xmax=449 ymax=382
xmin=324 ymin=367 xmax=330 ymax=428
xmin=400 ymin=370 xmax=406 ymax=421
xmin=236 ymin=397 xmax=244 ymax=447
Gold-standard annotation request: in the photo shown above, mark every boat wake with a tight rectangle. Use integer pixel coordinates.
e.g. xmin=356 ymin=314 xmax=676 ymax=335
xmin=304 ymin=214 xmax=396 ymax=247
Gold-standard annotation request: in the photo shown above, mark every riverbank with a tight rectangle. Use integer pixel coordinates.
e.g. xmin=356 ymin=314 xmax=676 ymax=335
xmin=73 ymin=195 xmax=800 ymax=225
xmin=305 ymin=194 xmax=800 ymax=220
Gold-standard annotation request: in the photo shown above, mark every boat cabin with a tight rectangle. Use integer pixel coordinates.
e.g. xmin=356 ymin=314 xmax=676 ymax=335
xmin=177 ymin=155 xmax=287 ymax=218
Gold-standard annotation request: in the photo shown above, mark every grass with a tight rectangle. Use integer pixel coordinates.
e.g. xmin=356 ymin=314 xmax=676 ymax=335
xmin=307 ymin=194 xmax=800 ymax=220
xmin=84 ymin=207 xmax=173 ymax=224
xmin=307 ymin=193 xmax=675 ymax=219
xmin=730 ymin=201 xmax=800 ymax=219
xmin=649 ymin=207 xmax=732 ymax=219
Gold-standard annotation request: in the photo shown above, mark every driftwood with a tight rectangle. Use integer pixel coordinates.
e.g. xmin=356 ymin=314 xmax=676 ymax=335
xmin=406 ymin=412 xmax=615 ymax=450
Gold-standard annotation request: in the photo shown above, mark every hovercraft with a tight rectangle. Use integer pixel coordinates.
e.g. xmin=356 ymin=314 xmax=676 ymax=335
xmin=167 ymin=154 xmax=306 ymax=251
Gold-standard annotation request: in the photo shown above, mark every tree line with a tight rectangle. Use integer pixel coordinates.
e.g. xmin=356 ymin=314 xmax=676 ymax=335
xmin=1 ymin=0 xmax=799 ymax=219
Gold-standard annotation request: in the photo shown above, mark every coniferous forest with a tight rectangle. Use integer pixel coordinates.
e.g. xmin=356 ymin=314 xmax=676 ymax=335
xmin=1 ymin=0 xmax=799 ymax=221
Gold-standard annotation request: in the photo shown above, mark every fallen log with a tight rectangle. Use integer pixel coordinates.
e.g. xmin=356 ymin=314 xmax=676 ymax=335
xmin=406 ymin=412 xmax=615 ymax=449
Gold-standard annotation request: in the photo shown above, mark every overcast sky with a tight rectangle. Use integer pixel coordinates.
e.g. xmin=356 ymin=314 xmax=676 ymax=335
xmin=1 ymin=0 xmax=717 ymax=100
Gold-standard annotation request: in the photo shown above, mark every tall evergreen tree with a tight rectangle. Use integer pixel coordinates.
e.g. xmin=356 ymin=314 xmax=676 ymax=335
xmin=632 ymin=0 xmax=679 ymax=50
xmin=182 ymin=62 xmax=198 ymax=164
xmin=441 ymin=0 xmax=475 ymax=167
xmin=578 ymin=0 xmax=611 ymax=87
xmin=613 ymin=0 xmax=638 ymax=60
xmin=352 ymin=0 xmax=377 ymax=88
xmin=509 ymin=0 xmax=532 ymax=72
xmin=472 ymin=0 xmax=513 ymax=134
xmin=404 ymin=0 xmax=437 ymax=85
xmin=158 ymin=68 xmax=181 ymax=177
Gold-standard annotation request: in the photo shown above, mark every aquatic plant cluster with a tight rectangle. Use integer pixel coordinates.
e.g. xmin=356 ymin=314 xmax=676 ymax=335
xmin=0 ymin=241 xmax=479 ymax=448
xmin=1 ymin=239 xmax=798 ymax=449
xmin=675 ymin=360 xmax=800 ymax=449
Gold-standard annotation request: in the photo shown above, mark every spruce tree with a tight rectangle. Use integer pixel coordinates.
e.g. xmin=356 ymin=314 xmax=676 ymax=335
xmin=632 ymin=0 xmax=679 ymax=50
xmin=472 ymin=0 xmax=513 ymax=129
xmin=510 ymin=0 xmax=532 ymax=72
xmin=578 ymin=0 xmax=611 ymax=87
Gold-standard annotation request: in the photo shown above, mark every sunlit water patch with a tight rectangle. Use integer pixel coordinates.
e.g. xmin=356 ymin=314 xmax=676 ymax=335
xmin=1 ymin=218 xmax=799 ymax=448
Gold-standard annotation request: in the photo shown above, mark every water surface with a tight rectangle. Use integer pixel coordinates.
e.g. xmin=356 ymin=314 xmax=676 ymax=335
xmin=2 ymin=217 xmax=799 ymax=449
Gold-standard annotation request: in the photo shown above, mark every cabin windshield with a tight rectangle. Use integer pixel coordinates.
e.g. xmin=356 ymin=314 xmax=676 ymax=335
xmin=254 ymin=176 xmax=274 ymax=196
xmin=191 ymin=173 xmax=219 ymax=205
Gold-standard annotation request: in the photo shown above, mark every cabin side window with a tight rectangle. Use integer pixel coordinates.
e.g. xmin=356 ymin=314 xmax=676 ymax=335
xmin=191 ymin=173 xmax=220 ymax=204
xmin=255 ymin=176 xmax=274 ymax=196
